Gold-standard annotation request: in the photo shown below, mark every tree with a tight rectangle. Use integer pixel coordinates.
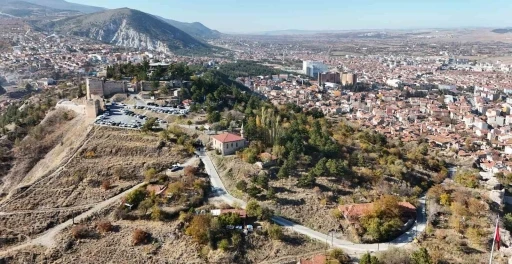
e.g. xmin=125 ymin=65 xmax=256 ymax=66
xmin=125 ymin=188 xmax=147 ymax=207
xmin=132 ymin=229 xmax=150 ymax=245
xmin=207 ymin=111 xmax=221 ymax=123
xmin=218 ymin=212 xmax=242 ymax=226
xmin=138 ymin=198 xmax=154 ymax=215
xmin=186 ymin=215 xmax=211 ymax=244
xmin=247 ymin=185 xmax=262 ymax=198
xmin=71 ymin=225 xmax=89 ymax=239
xmin=360 ymin=252 xmax=380 ymax=264
xmin=150 ymin=205 xmax=164 ymax=221
xmin=218 ymin=239 xmax=230 ymax=251
xmin=246 ymin=201 xmax=261 ymax=218
xmin=504 ymin=213 xmax=512 ymax=232
xmin=330 ymin=249 xmax=351 ymax=264
xmin=96 ymin=221 xmax=114 ymax=234
xmin=267 ymin=187 xmax=276 ymax=200
xmin=439 ymin=193 xmax=451 ymax=206
xmin=144 ymin=168 xmax=157 ymax=182
xmin=411 ymin=248 xmax=432 ymax=264
xmin=142 ymin=117 xmax=158 ymax=132
xmin=236 ymin=180 xmax=248 ymax=191
xmin=267 ymin=224 xmax=283 ymax=240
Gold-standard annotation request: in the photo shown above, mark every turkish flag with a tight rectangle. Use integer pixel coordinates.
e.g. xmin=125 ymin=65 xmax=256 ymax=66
xmin=495 ymin=222 xmax=501 ymax=251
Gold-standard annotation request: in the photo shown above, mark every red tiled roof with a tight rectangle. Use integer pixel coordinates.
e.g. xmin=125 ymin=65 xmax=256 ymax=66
xmin=212 ymin=133 xmax=244 ymax=143
xmin=299 ymin=254 xmax=327 ymax=264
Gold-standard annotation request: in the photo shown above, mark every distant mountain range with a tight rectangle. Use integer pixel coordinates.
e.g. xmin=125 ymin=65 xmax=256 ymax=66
xmin=20 ymin=0 xmax=105 ymax=14
xmin=157 ymin=17 xmax=221 ymax=40
xmin=0 ymin=0 xmax=221 ymax=41
xmin=41 ymin=8 xmax=210 ymax=53
xmin=0 ymin=0 xmax=81 ymax=18
xmin=492 ymin=28 xmax=512 ymax=34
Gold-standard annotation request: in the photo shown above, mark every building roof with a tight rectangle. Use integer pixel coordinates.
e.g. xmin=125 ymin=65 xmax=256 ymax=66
xmin=212 ymin=133 xmax=244 ymax=143
xmin=298 ymin=254 xmax=327 ymax=264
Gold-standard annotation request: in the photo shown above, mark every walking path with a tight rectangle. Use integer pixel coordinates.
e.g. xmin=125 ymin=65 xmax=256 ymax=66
xmin=198 ymin=150 xmax=427 ymax=256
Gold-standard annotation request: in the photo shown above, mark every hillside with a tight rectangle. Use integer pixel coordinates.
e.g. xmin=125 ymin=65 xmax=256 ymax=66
xmin=0 ymin=0 xmax=80 ymax=18
xmin=159 ymin=17 xmax=221 ymax=39
xmin=43 ymin=8 xmax=210 ymax=53
xmin=20 ymin=0 xmax=104 ymax=14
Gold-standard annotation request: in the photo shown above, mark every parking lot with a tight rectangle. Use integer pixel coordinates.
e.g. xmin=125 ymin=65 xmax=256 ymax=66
xmin=94 ymin=103 xmax=167 ymax=130
xmin=133 ymin=102 xmax=189 ymax=116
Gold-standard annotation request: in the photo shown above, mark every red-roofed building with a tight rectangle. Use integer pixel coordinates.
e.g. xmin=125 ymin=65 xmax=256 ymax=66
xmin=212 ymin=130 xmax=246 ymax=155
xmin=297 ymin=254 xmax=327 ymax=264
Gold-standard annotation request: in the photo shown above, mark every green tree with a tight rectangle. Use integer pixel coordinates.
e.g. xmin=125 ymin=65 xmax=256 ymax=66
xmin=411 ymin=248 xmax=432 ymax=264
xmin=247 ymin=185 xmax=261 ymax=198
xmin=505 ymin=213 xmax=512 ymax=232
xmin=144 ymin=168 xmax=157 ymax=182
xmin=138 ymin=199 xmax=154 ymax=215
xmin=246 ymin=200 xmax=266 ymax=219
xmin=207 ymin=111 xmax=221 ymax=123
xmin=360 ymin=252 xmax=380 ymax=264
xmin=218 ymin=239 xmax=230 ymax=251
xmin=125 ymin=188 xmax=147 ymax=207
xmin=330 ymin=249 xmax=351 ymax=264
xmin=142 ymin=117 xmax=158 ymax=132
xmin=236 ymin=180 xmax=248 ymax=191
xmin=267 ymin=224 xmax=283 ymax=240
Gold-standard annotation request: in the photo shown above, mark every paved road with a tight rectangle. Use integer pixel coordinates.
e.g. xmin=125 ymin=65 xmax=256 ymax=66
xmin=198 ymin=150 xmax=427 ymax=255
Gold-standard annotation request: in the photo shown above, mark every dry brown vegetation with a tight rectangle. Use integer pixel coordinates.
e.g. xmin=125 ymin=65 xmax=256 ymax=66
xmin=0 ymin=126 xmax=188 ymax=249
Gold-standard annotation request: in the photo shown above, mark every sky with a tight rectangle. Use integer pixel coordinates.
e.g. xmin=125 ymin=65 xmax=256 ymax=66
xmin=69 ymin=0 xmax=512 ymax=33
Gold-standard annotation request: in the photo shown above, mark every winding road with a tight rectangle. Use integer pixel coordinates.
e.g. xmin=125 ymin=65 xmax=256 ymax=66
xmin=199 ymin=150 xmax=427 ymax=256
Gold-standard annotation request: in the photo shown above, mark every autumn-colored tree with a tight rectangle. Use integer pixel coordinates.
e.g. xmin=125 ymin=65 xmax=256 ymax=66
xmin=96 ymin=221 xmax=114 ymax=234
xmin=71 ymin=225 xmax=89 ymax=239
xmin=101 ymin=180 xmax=111 ymax=191
xmin=439 ymin=193 xmax=451 ymax=206
xmin=184 ymin=166 xmax=197 ymax=177
xmin=185 ymin=214 xmax=211 ymax=244
xmin=132 ymin=229 xmax=150 ymax=245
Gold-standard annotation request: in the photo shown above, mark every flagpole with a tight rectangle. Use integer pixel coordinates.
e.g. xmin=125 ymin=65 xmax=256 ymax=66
xmin=489 ymin=216 xmax=499 ymax=264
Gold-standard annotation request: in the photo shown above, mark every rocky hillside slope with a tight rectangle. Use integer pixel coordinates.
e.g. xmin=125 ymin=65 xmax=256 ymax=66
xmin=43 ymin=8 xmax=210 ymax=53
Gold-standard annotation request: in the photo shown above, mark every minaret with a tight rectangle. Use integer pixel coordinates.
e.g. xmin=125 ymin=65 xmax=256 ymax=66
xmin=241 ymin=123 xmax=244 ymax=139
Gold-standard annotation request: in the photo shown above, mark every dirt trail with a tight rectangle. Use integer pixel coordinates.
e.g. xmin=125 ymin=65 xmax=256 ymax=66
xmin=0 ymin=182 xmax=146 ymax=256
xmin=0 ymin=157 xmax=198 ymax=256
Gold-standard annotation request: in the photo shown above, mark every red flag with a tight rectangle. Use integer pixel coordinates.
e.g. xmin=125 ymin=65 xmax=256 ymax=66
xmin=495 ymin=222 xmax=501 ymax=251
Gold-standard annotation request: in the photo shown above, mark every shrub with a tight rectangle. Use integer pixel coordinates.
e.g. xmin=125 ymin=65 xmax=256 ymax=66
xmin=218 ymin=238 xmax=230 ymax=251
xmin=359 ymin=252 xmax=380 ymax=264
xmin=132 ymin=229 xmax=150 ymax=245
xmin=504 ymin=213 xmax=512 ymax=232
xmin=144 ymin=168 xmax=158 ymax=182
xmin=125 ymin=188 xmax=147 ymax=208
xmin=150 ymin=205 xmax=164 ymax=221
xmin=267 ymin=224 xmax=283 ymax=240
xmin=185 ymin=215 xmax=211 ymax=244
xmin=218 ymin=212 xmax=242 ymax=226
xmin=101 ymin=180 xmax=111 ymax=191
xmin=184 ymin=166 xmax=197 ymax=177
xmin=247 ymin=185 xmax=261 ymax=198
xmin=411 ymin=247 xmax=432 ymax=264
xmin=236 ymin=180 xmax=248 ymax=191
xmin=330 ymin=249 xmax=351 ymax=264
xmin=84 ymin=151 xmax=95 ymax=159
xmin=71 ymin=225 xmax=89 ymax=239
xmin=97 ymin=221 xmax=114 ymax=234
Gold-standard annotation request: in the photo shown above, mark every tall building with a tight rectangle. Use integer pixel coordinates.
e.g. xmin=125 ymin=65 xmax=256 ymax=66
xmin=318 ymin=72 xmax=340 ymax=84
xmin=303 ymin=61 xmax=328 ymax=78
xmin=341 ymin=72 xmax=357 ymax=86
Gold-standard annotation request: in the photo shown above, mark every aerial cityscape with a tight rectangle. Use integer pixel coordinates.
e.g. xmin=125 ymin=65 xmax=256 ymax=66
xmin=1 ymin=0 xmax=512 ymax=263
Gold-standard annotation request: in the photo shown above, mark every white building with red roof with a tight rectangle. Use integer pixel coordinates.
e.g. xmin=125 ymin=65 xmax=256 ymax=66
xmin=211 ymin=129 xmax=246 ymax=155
